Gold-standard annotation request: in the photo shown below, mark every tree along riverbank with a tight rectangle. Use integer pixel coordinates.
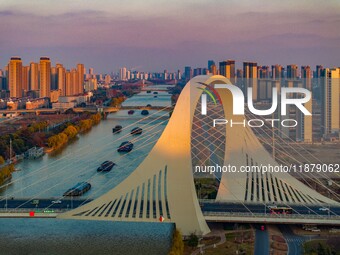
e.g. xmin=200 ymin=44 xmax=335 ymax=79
xmin=46 ymin=113 xmax=102 ymax=152
xmin=0 ymin=112 xmax=103 ymax=160
xmin=0 ymin=156 xmax=15 ymax=186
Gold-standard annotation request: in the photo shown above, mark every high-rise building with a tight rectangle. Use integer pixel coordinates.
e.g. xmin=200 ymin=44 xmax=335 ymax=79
xmin=39 ymin=57 xmax=51 ymax=98
xmin=301 ymin=66 xmax=312 ymax=90
xmin=296 ymin=97 xmax=312 ymax=143
xmin=119 ymin=67 xmax=127 ymax=81
xmin=164 ymin=70 xmax=168 ymax=80
xmin=219 ymin=60 xmax=235 ymax=83
xmin=77 ymin=63 xmax=85 ymax=95
xmin=287 ymin=64 xmax=298 ymax=79
xmin=243 ymin=62 xmax=257 ymax=78
xmin=22 ymin=66 xmax=30 ymax=94
xmin=210 ymin=64 xmax=217 ymax=75
xmin=65 ymin=71 xmax=72 ymax=96
xmin=71 ymin=68 xmax=78 ymax=95
xmin=243 ymin=62 xmax=257 ymax=101
xmin=56 ymin=64 xmax=66 ymax=96
xmin=301 ymin=65 xmax=311 ymax=79
xmin=271 ymin=64 xmax=283 ymax=79
xmin=104 ymin=74 xmax=111 ymax=85
xmin=208 ymin=60 xmax=215 ymax=71
xmin=321 ymin=67 xmax=340 ymax=136
xmin=0 ymin=69 xmax=7 ymax=91
xmin=258 ymin=66 xmax=269 ymax=78
xmin=315 ymin=65 xmax=324 ymax=78
xmin=51 ymin=66 xmax=58 ymax=90
xmin=29 ymin=62 xmax=39 ymax=91
xmin=89 ymin=68 xmax=94 ymax=75
xmin=177 ymin=70 xmax=181 ymax=80
xmin=84 ymin=78 xmax=98 ymax=92
xmin=236 ymin=69 xmax=243 ymax=78
xmin=184 ymin=66 xmax=192 ymax=81
xmin=193 ymin=68 xmax=203 ymax=77
xmin=8 ymin=57 xmax=23 ymax=98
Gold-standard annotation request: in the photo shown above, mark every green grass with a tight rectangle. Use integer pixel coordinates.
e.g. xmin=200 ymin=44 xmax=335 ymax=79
xmin=225 ymin=233 xmax=236 ymax=240
xmin=303 ymin=240 xmax=339 ymax=255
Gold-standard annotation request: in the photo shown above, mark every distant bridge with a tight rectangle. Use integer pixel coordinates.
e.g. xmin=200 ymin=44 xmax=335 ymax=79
xmin=0 ymin=109 xmax=61 ymax=114
xmin=0 ymin=106 xmax=174 ymax=115
xmin=74 ymin=106 xmax=173 ymax=113
xmin=141 ymin=88 xmax=172 ymax=92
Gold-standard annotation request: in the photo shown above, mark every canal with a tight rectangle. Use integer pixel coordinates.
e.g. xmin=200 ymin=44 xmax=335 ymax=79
xmin=0 ymin=86 xmax=174 ymax=255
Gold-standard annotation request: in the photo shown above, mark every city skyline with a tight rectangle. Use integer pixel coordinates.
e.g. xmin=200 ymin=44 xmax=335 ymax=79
xmin=0 ymin=0 xmax=339 ymax=72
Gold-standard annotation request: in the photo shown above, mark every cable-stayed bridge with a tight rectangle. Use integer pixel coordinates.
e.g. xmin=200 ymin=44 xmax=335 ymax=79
xmin=0 ymin=75 xmax=339 ymax=236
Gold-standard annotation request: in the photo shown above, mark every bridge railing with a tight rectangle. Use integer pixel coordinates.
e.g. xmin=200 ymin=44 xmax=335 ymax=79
xmin=198 ymin=199 xmax=330 ymax=206
xmin=203 ymin=211 xmax=340 ymax=220
xmin=0 ymin=208 xmax=68 ymax=213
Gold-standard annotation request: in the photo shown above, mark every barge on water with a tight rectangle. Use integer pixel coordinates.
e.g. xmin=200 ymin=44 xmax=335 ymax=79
xmin=63 ymin=182 xmax=91 ymax=196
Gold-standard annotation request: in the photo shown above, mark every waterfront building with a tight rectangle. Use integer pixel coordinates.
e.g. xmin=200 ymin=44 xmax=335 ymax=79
xmin=8 ymin=57 xmax=23 ymax=98
xmin=77 ymin=63 xmax=85 ymax=94
xmin=39 ymin=57 xmax=51 ymax=98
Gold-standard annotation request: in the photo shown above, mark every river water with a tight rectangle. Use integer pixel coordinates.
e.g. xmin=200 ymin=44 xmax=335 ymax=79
xmin=0 ymin=86 xmax=174 ymax=255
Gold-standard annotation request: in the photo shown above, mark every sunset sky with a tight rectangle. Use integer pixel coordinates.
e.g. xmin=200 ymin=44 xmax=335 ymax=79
xmin=0 ymin=0 xmax=339 ymax=73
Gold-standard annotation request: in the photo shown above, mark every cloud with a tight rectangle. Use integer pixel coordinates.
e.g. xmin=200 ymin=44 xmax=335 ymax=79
xmin=0 ymin=1 xmax=339 ymax=72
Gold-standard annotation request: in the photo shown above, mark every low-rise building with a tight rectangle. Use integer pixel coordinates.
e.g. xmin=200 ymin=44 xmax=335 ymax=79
xmin=50 ymin=90 xmax=61 ymax=103
xmin=24 ymin=147 xmax=44 ymax=159
xmin=25 ymin=98 xmax=49 ymax=110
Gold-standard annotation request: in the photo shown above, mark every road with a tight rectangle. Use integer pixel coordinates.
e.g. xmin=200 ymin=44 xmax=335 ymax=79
xmin=1 ymin=198 xmax=340 ymax=215
xmin=0 ymin=198 xmax=91 ymax=211
xmin=200 ymin=202 xmax=340 ymax=216
xmin=279 ymin=225 xmax=311 ymax=255
xmin=254 ymin=228 xmax=269 ymax=255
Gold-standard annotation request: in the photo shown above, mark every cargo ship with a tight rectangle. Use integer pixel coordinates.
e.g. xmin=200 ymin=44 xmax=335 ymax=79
xmin=117 ymin=141 xmax=134 ymax=152
xmin=141 ymin=110 xmax=149 ymax=115
xmin=63 ymin=182 xmax=91 ymax=196
xmin=131 ymin=127 xmax=143 ymax=135
xmin=97 ymin=161 xmax=115 ymax=172
xmin=112 ymin=125 xmax=122 ymax=133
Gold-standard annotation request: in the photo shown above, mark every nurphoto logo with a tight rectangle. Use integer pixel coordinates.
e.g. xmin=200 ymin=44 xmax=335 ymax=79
xmin=199 ymin=83 xmax=312 ymax=128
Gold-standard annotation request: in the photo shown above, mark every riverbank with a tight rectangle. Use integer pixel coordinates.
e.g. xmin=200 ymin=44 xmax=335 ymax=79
xmin=0 ymin=161 xmax=15 ymax=186
xmin=46 ymin=112 xmax=102 ymax=153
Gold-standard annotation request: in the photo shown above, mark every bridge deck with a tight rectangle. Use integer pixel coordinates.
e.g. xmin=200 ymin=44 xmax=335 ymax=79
xmin=204 ymin=212 xmax=340 ymax=225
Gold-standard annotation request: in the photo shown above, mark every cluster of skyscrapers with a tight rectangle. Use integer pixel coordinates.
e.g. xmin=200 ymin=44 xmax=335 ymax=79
xmin=192 ymin=59 xmax=339 ymax=142
xmin=2 ymin=57 xmax=86 ymax=100
xmin=119 ymin=67 xmax=181 ymax=81
xmin=1 ymin=56 xmax=339 ymax=141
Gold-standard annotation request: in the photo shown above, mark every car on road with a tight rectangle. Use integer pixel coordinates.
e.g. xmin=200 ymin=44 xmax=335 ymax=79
xmin=319 ymin=207 xmax=329 ymax=211
xmin=311 ymin=228 xmax=321 ymax=232
xmin=51 ymin=200 xmax=62 ymax=204
xmin=267 ymin=205 xmax=277 ymax=208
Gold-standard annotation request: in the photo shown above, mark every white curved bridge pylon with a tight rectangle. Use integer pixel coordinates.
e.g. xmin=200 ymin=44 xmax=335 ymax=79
xmin=59 ymin=75 xmax=337 ymax=236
